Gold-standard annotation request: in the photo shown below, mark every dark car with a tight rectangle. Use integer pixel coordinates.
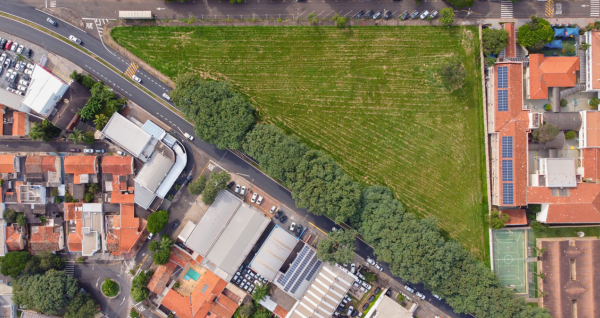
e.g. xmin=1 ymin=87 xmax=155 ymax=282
xmin=362 ymin=303 xmax=369 ymax=311
xmin=374 ymin=287 xmax=381 ymax=294
xmin=8 ymin=83 xmax=17 ymax=90
xmin=410 ymin=10 xmax=420 ymax=19
xmin=296 ymin=224 xmax=303 ymax=235
xmin=279 ymin=215 xmax=288 ymax=223
xmin=337 ymin=305 xmax=345 ymax=311
xmin=368 ymin=295 xmax=375 ymax=303
xmin=21 ymin=74 xmax=30 ymax=81
xmin=47 ymin=17 xmax=57 ymax=26
xmin=274 ymin=211 xmax=283 ymax=219
xmin=400 ymin=11 xmax=409 ymax=20
xmin=0 ymin=39 xmax=6 ymax=49
xmin=228 ymin=181 xmax=235 ymax=188
xmin=354 ymin=10 xmax=365 ymax=19
xmin=364 ymin=10 xmax=374 ymax=19
xmin=172 ymin=221 xmax=180 ymax=229
xmin=70 ymin=148 xmax=81 ymax=152
xmin=386 ymin=288 xmax=392 ymax=296
xmin=23 ymin=48 xmax=31 ymax=58
xmin=384 ymin=11 xmax=392 ymax=19
xmin=351 ymin=309 xmax=358 ymax=317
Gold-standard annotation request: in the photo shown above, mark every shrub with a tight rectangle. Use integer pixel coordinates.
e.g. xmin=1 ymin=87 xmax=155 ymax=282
xmin=81 ymin=75 xmax=96 ymax=89
xmin=438 ymin=57 xmax=466 ymax=92
xmin=363 ymin=272 xmax=377 ymax=283
xmin=70 ymin=70 xmax=83 ymax=82
xmin=130 ymin=309 xmax=139 ymax=318
xmin=543 ymin=104 xmax=552 ymax=111
xmin=563 ymin=43 xmax=576 ymax=55
xmin=565 ymin=131 xmax=576 ymax=140
xmin=50 ymin=187 xmax=59 ymax=197
xmin=590 ymin=97 xmax=600 ymax=108
xmin=488 ymin=211 xmax=510 ymax=230
xmin=531 ymin=221 xmax=549 ymax=235
xmin=16 ymin=213 xmax=26 ymax=227
xmin=174 ymin=281 xmax=181 ymax=289
xmin=84 ymin=192 xmax=94 ymax=203
xmin=77 ymin=257 xmax=84 ymax=264
xmin=532 ymin=123 xmax=560 ymax=143
xmin=101 ymin=279 xmax=119 ymax=297
xmin=560 ymin=99 xmax=568 ymax=107
xmin=3 ymin=208 xmax=16 ymax=223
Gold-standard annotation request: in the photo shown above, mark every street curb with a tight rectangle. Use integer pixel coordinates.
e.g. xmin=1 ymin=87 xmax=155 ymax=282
xmin=101 ymin=279 xmax=122 ymax=299
xmin=34 ymin=8 xmax=87 ymax=34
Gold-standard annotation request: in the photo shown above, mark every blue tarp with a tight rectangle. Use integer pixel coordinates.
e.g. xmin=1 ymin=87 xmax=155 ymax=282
xmin=544 ymin=40 xmax=563 ymax=49
xmin=565 ymin=28 xmax=579 ymax=38
xmin=554 ymin=28 xmax=565 ymax=37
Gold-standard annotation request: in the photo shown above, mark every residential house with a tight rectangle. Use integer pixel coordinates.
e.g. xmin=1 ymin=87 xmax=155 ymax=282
xmin=105 ymin=203 xmax=146 ymax=257
xmin=29 ymin=218 xmax=64 ymax=252
xmin=64 ymin=156 xmax=98 ymax=185
xmin=0 ymin=155 xmax=18 ymax=180
xmin=5 ymin=224 xmax=24 ymax=252
xmin=526 ymin=54 xmax=579 ymax=100
xmin=24 ymin=155 xmax=62 ymax=187
xmin=11 ymin=112 xmax=28 ymax=136
xmin=102 ymin=156 xmax=135 ymax=204
xmin=64 ymin=202 xmax=103 ymax=256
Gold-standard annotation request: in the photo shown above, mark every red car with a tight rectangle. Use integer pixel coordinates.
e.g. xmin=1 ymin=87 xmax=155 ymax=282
xmin=4 ymin=40 xmax=12 ymax=50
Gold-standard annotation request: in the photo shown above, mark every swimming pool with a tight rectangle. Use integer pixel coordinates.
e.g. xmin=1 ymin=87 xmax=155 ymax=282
xmin=185 ymin=268 xmax=200 ymax=281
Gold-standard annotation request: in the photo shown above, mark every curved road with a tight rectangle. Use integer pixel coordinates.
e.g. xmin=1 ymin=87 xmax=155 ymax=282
xmin=0 ymin=3 xmax=468 ymax=317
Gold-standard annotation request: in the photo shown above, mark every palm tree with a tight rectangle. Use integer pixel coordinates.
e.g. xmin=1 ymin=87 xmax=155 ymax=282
xmin=160 ymin=235 xmax=173 ymax=250
xmin=94 ymin=114 xmax=108 ymax=130
xmin=68 ymin=128 xmax=84 ymax=145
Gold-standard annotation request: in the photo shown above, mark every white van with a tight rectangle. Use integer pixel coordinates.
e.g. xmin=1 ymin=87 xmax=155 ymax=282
xmin=184 ymin=132 xmax=194 ymax=141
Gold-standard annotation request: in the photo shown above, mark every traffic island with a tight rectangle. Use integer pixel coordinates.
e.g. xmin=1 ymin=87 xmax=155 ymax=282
xmin=101 ymin=278 xmax=121 ymax=299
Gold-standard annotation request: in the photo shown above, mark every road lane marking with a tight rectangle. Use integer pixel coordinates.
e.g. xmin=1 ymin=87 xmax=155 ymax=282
xmin=124 ymin=62 xmax=139 ymax=78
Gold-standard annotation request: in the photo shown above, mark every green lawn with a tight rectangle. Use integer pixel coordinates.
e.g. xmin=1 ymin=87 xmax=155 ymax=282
xmin=533 ymin=226 xmax=600 ymax=239
xmin=111 ymin=26 xmax=489 ymax=261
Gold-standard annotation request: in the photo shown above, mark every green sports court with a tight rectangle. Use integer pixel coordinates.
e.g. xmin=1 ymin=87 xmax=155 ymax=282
xmin=492 ymin=229 xmax=527 ymax=294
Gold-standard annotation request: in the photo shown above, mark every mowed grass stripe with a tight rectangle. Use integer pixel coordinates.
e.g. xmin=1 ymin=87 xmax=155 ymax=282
xmin=112 ymin=26 xmax=489 ymax=262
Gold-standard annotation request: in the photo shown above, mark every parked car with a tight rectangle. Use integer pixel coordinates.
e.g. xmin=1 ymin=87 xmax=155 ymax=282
xmin=433 ymin=294 xmax=442 ymax=300
xmin=366 ymin=257 xmax=376 ymax=265
xmin=47 ymin=17 xmax=57 ymax=26
xmin=19 ymin=79 xmax=29 ymax=86
xmin=419 ymin=10 xmax=430 ymax=19
xmin=16 ymin=45 xmax=24 ymax=55
xmin=430 ymin=10 xmax=438 ymax=19
xmin=346 ymin=306 xmax=354 ymax=316
xmin=162 ymin=93 xmax=171 ymax=100
xmin=375 ymin=263 xmax=383 ymax=271
xmin=269 ymin=205 xmax=276 ymax=213
xmin=374 ymin=287 xmax=381 ymax=294
xmin=416 ymin=291 xmax=426 ymax=300
xmin=227 ymin=181 xmax=235 ymax=189
xmin=364 ymin=10 xmax=374 ymax=19
xmin=372 ymin=11 xmax=382 ymax=19
xmin=184 ymin=132 xmax=194 ymax=140
xmin=117 ymin=150 xmax=126 ymax=155
xmin=354 ymin=10 xmax=365 ymax=19
xmin=3 ymin=58 xmax=10 ymax=69
xmin=410 ymin=10 xmax=420 ymax=19
xmin=351 ymin=309 xmax=358 ymax=317
xmin=21 ymin=74 xmax=30 ymax=81
xmin=350 ymin=263 xmax=356 ymax=274
xmin=0 ymin=53 xmax=6 ymax=63
xmin=404 ymin=285 xmax=415 ymax=293
xmin=279 ymin=215 xmax=287 ymax=223
xmin=362 ymin=303 xmax=369 ymax=311
xmin=289 ymin=222 xmax=296 ymax=232
xmin=69 ymin=35 xmax=81 ymax=45
xmin=70 ymin=148 xmax=81 ymax=152
xmin=256 ymin=195 xmax=263 ymax=205
xmin=384 ymin=11 xmax=392 ymax=19
xmin=84 ymin=149 xmax=94 ymax=153
xmin=235 ymin=185 xmax=241 ymax=193
xmin=24 ymin=69 xmax=32 ymax=76
xmin=274 ymin=210 xmax=282 ymax=219
xmin=240 ymin=186 xmax=246 ymax=195
xmin=147 ymin=233 xmax=154 ymax=240
xmin=132 ymin=75 xmax=141 ymax=83
xmin=296 ymin=224 xmax=303 ymax=236
xmin=23 ymin=48 xmax=31 ymax=58
xmin=251 ymin=193 xmax=258 ymax=203
xmin=17 ymin=85 xmax=27 ymax=91
xmin=26 ymin=63 xmax=34 ymax=70
xmin=95 ymin=149 xmax=105 ymax=153
xmin=10 ymin=43 xmax=18 ymax=51
xmin=4 ymin=40 xmax=12 ymax=50
xmin=0 ymin=39 xmax=6 ymax=49
xmin=367 ymin=295 xmax=375 ymax=303
xmin=385 ymin=288 xmax=392 ymax=296
xmin=172 ymin=221 xmax=180 ymax=229
xmin=361 ymin=281 xmax=372 ymax=290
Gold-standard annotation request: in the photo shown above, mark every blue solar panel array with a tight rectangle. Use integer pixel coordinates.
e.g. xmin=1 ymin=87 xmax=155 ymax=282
xmin=502 ymin=136 xmax=513 ymax=158
xmin=503 ymin=183 xmax=514 ymax=205
xmin=502 ymin=160 xmax=513 ymax=182
xmin=498 ymin=90 xmax=509 ymax=112
xmin=282 ymin=248 xmax=321 ymax=293
xmin=497 ymin=66 xmax=508 ymax=89
xmin=277 ymin=246 xmax=309 ymax=287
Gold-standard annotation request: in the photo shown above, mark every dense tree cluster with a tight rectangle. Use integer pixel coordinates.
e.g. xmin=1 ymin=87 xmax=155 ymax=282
xmin=517 ymin=16 xmax=554 ymax=50
xmin=131 ymin=270 xmax=153 ymax=302
xmin=29 ymin=119 xmax=61 ymax=142
xmin=149 ymin=235 xmax=173 ymax=265
xmin=316 ymin=228 xmax=357 ymax=265
xmin=170 ymin=74 xmax=255 ymax=150
xmin=0 ymin=251 xmax=65 ymax=279
xmin=482 ymin=28 xmax=509 ymax=56
xmin=79 ymin=81 xmax=124 ymax=122
xmin=188 ymin=174 xmax=207 ymax=195
xmin=147 ymin=210 xmax=170 ymax=234
xmin=201 ymin=171 xmax=231 ymax=205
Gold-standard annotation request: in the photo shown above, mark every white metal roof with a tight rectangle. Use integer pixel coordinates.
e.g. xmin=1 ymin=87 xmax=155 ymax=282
xmin=178 ymin=221 xmax=196 ymax=242
xmin=155 ymin=142 xmax=186 ymax=198
xmin=134 ymin=181 xmax=156 ymax=209
xmin=134 ymin=151 xmax=174 ymax=193
xmin=141 ymin=120 xmax=166 ymax=140
xmin=102 ymin=113 xmax=153 ymax=157
xmin=251 ymin=226 xmax=299 ymax=280
xmin=0 ymin=89 xmax=24 ymax=111
xmin=21 ymin=64 xmax=68 ymax=116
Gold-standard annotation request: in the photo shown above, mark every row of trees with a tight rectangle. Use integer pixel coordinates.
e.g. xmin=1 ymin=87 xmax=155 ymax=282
xmin=171 ymin=75 xmax=551 ymax=317
xmin=149 ymin=235 xmax=174 ymax=265
xmin=131 ymin=270 xmax=153 ymax=302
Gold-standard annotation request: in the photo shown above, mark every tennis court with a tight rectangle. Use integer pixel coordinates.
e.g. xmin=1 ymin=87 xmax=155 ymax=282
xmin=492 ymin=229 xmax=527 ymax=294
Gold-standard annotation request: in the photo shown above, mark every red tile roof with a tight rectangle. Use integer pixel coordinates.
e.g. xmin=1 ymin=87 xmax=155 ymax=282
xmin=592 ymin=31 xmax=600 ymax=90
xmin=502 ymin=209 xmax=527 ymax=225
xmin=111 ymin=204 xmax=145 ymax=255
xmin=170 ymin=245 xmax=193 ymax=267
xmin=528 ymin=184 xmax=600 ymax=223
xmin=25 ymin=155 xmax=58 ymax=173
xmin=30 ymin=225 xmax=62 ymax=252
xmin=64 ymin=203 xmax=83 ymax=221
xmin=111 ymin=191 xmax=135 ymax=204
xmin=273 ymin=305 xmax=289 ymax=318
xmin=494 ymin=63 xmax=525 ymax=130
xmin=12 ymin=112 xmax=26 ymax=136
xmin=503 ymin=23 xmax=516 ymax=58
xmin=147 ymin=261 xmax=178 ymax=294
xmin=0 ymin=155 xmax=15 ymax=174
xmin=585 ymin=112 xmax=600 ymax=147
xmin=5 ymin=226 xmax=23 ymax=251
xmin=64 ymin=156 xmax=97 ymax=175
xmin=584 ymin=148 xmax=600 ymax=182
xmin=102 ymin=156 xmax=134 ymax=176
xmin=528 ymin=54 xmax=579 ymax=100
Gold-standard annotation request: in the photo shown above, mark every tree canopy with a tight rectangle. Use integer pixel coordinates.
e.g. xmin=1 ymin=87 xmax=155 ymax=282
xmin=445 ymin=0 xmax=474 ymax=8
xmin=79 ymin=82 xmax=123 ymax=121
xmin=151 ymin=235 xmax=173 ymax=265
xmin=3 ymin=208 xmax=16 ymax=224
xmin=147 ymin=210 xmax=170 ymax=234
xmin=29 ymin=119 xmax=61 ymax=142
xmin=489 ymin=211 xmax=510 ymax=230
xmin=438 ymin=57 xmax=466 ymax=92
xmin=201 ymin=171 xmax=231 ymax=205
xmin=517 ymin=16 xmax=554 ymax=50
xmin=482 ymin=28 xmax=509 ymax=56
xmin=439 ymin=8 xmax=455 ymax=26
xmin=131 ymin=270 xmax=152 ymax=302
xmin=64 ymin=290 xmax=100 ymax=318
xmin=0 ymin=251 xmax=30 ymax=278
xmin=317 ymin=229 xmax=357 ymax=265
xmin=188 ymin=174 xmax=207 ymax=195
xmin=171 ymin=74 xmax=255 ymax=150
xmin=532 ymin=123 xmax=560 ymax=143
xmin=13 ymin=269 xmax=79 ymax=315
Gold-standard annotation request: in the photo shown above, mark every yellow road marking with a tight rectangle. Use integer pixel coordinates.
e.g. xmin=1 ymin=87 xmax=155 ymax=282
xmin=124 ymin=62 xmax=139 ymax=78
xmin=312 ymin=235 xmax=319 ymax=244
xmin=199 ymin=161 xmax=210 ymax=175
xmin=545 ymin=0 xmax=554 ymax=18
xmin=309 ymin=222 xmax=328 ymax=236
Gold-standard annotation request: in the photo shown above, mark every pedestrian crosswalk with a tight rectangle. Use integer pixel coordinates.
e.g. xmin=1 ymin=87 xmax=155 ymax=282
xmin=65 ymin=262 xmax=75 ymax=276
xmin=592 ymin=0 xmax=599 ymax=17
xmin=545 ymin=0 xmax=554 ymax=18
xmin=500 ymin=0 xmax=513 ymax=19
xmin=124 ymin=62 xmax=139 ymax=78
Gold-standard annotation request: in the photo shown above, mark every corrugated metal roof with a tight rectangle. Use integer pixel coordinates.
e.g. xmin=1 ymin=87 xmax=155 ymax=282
xmin=21 ymin=64 xmax=68 ymax=115
xmin=134 ymin=151 xmax=174 ymax=193
xmin=134 ymin=181 xmax=156 ymax=209
xmin=156 ymin=143 xmax=186 ymax=198
xmin=251 ymin=226 xmax=298 ymax=280
xmin=162 ymin=134 xmax=177 ymax=147
xmin=102 ymin=113 xmax=152 ymax=157
xmin=82 ymin=203 xmax=102 ymax=212
xmin=141 ymin=120 xmax=166 ymax=140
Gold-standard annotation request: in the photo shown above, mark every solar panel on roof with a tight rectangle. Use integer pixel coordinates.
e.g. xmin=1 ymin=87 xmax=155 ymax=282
xmin=502 ymin=136 xmax=513 ymax=158
xmin=503 ymin=183 xmax=514 ymax=205
xmin=498 ymin=90 xmax=509 ymax=112
xmin=497 ymin=66 xmax=508 ymax=89
xmin=502 ymin=160 xmax=513 ymax=182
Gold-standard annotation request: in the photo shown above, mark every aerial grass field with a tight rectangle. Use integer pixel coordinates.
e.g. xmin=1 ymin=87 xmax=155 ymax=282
xmin=112 ymin=26 xmax=489 ymax=261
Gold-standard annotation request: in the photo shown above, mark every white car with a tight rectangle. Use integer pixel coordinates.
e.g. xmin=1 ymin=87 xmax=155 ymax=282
xmin=24 ymin=69 xmax=33 ymax=76
xmin=433 ymin=294 xmax=442 ymax=300
xmin=251 ymin=193 xmax=258 ymax=203
xmin=19 ymin=79 xmax=29 ymax=86
xmin=184 ymin=132 xmax=194 ymax=140
xmin=235 ymin=185 xmax=241 ymax=193
xmin=16 ymin=45 xmax=24 ymax=55
xmin=0 ymin=53 xmax=6 ymax=63
xmin=17 ymin=85 xmax=27 ymax=91
xmin=366 ymin=258 xmax=376 ymax=266
xmin=10 ymin=43 xmax=18 ymax=51
xmin=162 ymin=93 xmax=171 ymax=100
xmin=269 ymin=205 xmax=276 ymax=213
xmin=404 ymin=285 xmax=415 ymax=293
xmin=375 ymin=263 xmax=383 ymax=271
xmin=26 ymin=63 xmax=34 ymax=70
xmin=350 ymin=263 xmax=356 ymax=274
xmin=117 ymin=150 xmax=126 ymax=156
xmin=257 ymin=196 xmax=263 ymax=205
xmin=240 ymin=186 xmax=246 ymax=195
xmin=419 ymin=10 xmax=430 ymax=20
xmin=132 ymin=75 xmax=141 ymax=83
xmin=84 ymin=149 xmax=94 ymax=153
xmin=69 ymin=35 xmax=81 ymax=45
xmin=415 ymin=291 xmax=425 ymax=300
xmin=289 ymin=222 xmax=296 ymax=232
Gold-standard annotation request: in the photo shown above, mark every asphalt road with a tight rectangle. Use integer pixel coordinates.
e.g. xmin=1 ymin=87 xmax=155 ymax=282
xmin=0 ymin=3 xmax=469 ymax=317
xmin=0 ymin=140 xmax=110 ymax=152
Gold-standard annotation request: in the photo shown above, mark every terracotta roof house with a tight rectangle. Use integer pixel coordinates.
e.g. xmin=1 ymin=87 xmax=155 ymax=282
xmin=583 ymin=30 xmax=600 ymax=92
xmin=12 ymin=112 xmax=28 ymax=136
xmin=29 ymin=219 xmax=64 ymax=252
xmin=64 ymin=156 xmax=98 ymax=184
xmin=501 ymin=209 xmax=527 ymax=226
xmin=102 ymin=156 xmax=134 ymax=176
xmin=64 ymin=202 xmax=103 ymax=256
xmin=147 ymin=261 xmax=178 ymax=294
xmin=106 ymin=204 xmax=146 ymax=257
xmin=24 ymin=155 xmax=62 ymax=186
xmin=539 ymin=238 xmax=600 ymax=318
xmin=102 ymin=156 xmax=135 ymax=204
xmin=501 ymin=23 xmax=516 ymax=59
xmin=5 ymin=225 xmax=24 ymax=251
xmin=0 ymin=155 xmax=17 ymax=177
xmin=526 ymin=54 xmax=579 ymax=100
